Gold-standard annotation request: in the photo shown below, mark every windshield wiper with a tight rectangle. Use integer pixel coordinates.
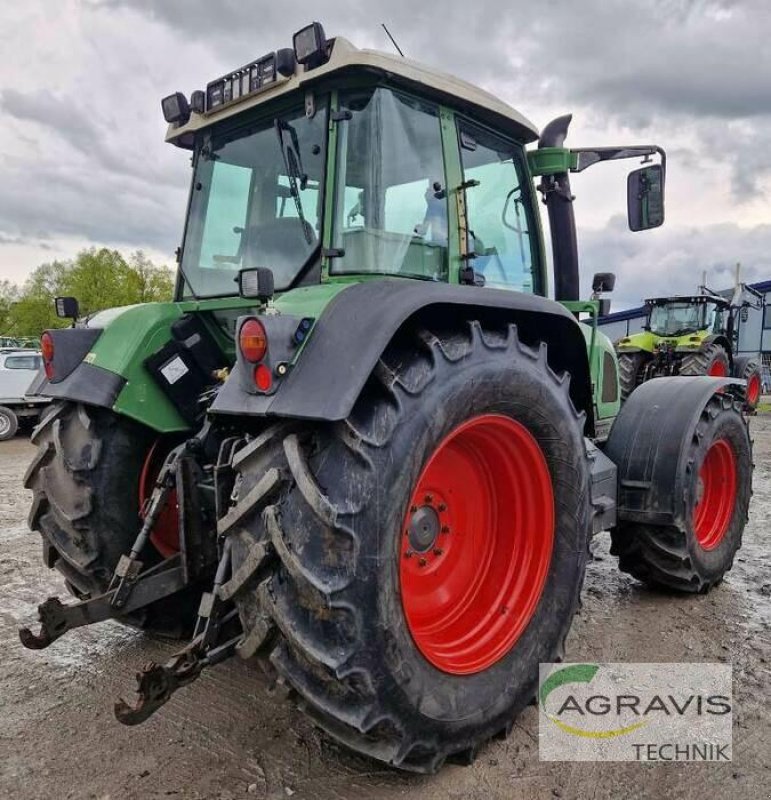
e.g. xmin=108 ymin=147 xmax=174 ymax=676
xmin=275 ymin=119 xmax=313 ymax=245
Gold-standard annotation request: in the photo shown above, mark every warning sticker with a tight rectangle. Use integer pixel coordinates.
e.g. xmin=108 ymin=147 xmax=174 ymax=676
xmin=160 ymin=356 xmax=189 ymax=385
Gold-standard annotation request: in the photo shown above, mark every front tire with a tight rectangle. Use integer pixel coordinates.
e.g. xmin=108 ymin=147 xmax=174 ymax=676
xmin=226 ymin=322 xmax=591 ymax=771
xmin=610 ymin=395 xmax=751 ymax=592
xmin=733 ymin=355 xmax=762 ymax=412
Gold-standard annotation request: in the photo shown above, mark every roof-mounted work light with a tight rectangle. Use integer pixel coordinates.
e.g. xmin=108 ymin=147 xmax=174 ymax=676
xmin=293 ymin=22 xmax=328 ymax=68
xmin=189 ymin=90 xmax=205 ymax=114
xmin=161 ymin=92 xmax=191 ymax=125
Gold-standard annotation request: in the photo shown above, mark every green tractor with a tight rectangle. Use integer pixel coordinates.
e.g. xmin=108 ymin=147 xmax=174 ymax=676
xmin=20 ymin=23 xmax=753 ymax=772
xmin=616 ymin=284 xmax=764 ymax=408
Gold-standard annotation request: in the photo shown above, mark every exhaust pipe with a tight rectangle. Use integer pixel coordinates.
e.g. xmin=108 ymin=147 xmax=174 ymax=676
xmin=538 ymin=115 xmax=579 ymax=302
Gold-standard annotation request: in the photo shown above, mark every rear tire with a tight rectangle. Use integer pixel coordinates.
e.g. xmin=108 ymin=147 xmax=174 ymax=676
xmin=610 ymin=395 xmax=751 ymax=592
xmin=24 ymin=401 xmax=200 ymax=637
xmin=617 ymin=353 xmax=648 ymax=401
xmin=0 ymin=405 xmax=19 ymax=440
xmin=733 ymin=355 xmax=762 ymax=412
xmin=679 ymin=342 xmax=730 ymax=378
xmin=225 ymin=322 xmax=591 ymax=772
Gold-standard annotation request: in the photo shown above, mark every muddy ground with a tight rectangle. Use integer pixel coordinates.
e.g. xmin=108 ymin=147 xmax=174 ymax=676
xmin=1 ymin=420 xmax=769 ymax=800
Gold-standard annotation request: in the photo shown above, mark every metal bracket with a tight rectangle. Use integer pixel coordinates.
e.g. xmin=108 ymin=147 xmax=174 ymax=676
xmin=330 ymin=109 xmax=352 ymax=122
xmin=304 ymin=90 xmax=315 ymax=118
xmin=19 ymin=557 xmax=186 ymax=650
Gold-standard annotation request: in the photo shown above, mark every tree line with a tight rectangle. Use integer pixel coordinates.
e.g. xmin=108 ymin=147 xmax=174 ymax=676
xmin=0 ymin=248 xmax=174 ymax=338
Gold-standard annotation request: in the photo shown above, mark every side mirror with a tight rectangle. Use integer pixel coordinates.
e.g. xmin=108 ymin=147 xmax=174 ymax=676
xmin=592 ymin=272 xmax=616 ymax=294
xmin=238 ymin=267 xmax=275 ymax=302
xmin=54 ymin=296 xmax=79 ymax=320
xmin=627 ymin=164 xmax=665 ymax=231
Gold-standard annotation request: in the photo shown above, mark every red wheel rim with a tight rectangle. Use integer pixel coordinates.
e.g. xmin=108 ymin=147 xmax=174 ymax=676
xmin=139 ymin=440 xmax=180 ymax=558
xmin=693 ymin=439 xmax=737 ymax=550
xmin=708 ymin=359 xmax=728 ymax=377
xmin=399 ymin=414 xmax=554 ymax=675
xmin=747 ymin=373 xmax=761 ymax=406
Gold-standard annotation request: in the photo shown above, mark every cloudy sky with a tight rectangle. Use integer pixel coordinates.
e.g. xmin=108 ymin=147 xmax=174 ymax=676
xmin=0 ymin=0 xmax=769 ymax=307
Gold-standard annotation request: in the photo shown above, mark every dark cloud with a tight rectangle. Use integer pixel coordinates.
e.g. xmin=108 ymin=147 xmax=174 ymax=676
xmin=106 ymin=1 xmax=770 ymax=119
xmin=1 ymin=1 xmax=769 ymax=287
xmin=106 ymin=0 xmax=771 ymax=199
xmin=579 ymin=217 xmax=771 ymax=308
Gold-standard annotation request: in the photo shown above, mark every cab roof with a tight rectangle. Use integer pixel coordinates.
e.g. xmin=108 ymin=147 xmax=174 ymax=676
xmin=645 ymin=294 xmax=729 ymax=308
xmin=165 ymin=36 xmax=539 ymax=148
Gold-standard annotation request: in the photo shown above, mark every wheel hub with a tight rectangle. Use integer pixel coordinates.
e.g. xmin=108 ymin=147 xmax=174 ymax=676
xmin=407 ymin=504 xmax=440 ymax=552
xmin=399 ymin=414 xmax=555 ymax=675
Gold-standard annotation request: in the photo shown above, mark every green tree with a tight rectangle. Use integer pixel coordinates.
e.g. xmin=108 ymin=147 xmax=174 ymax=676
xmin=7 ymin=261 xmax=70 ymax=336
xmin=3 ymin=248 xmax=176 ymax=338
xmin=0 ymin=279 xmax=19 ymax=333
xmin=125 ymin=250 xmax=175 ymax=303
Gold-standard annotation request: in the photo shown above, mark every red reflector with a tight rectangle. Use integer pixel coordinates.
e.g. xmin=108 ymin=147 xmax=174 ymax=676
xmin=254 ymin=363 xmax=273 ymax=392
xmin=239 ymin=319 xmax=268 ymax=363
xmin=40 ymin=332 xmax=54 ymax=380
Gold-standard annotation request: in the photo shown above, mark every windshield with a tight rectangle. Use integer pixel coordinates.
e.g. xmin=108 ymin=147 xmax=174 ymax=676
xmin=180 ymin=101 xmax=328 ymax=297
xmin=331 ymin=88 xmax=449 ymax=281
xmin=649 ymin=301 xmax=708 ymax=336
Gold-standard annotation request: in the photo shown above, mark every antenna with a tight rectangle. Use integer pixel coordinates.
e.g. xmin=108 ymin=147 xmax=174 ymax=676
xmin=381 ymin=23 xmax=405 ymax=57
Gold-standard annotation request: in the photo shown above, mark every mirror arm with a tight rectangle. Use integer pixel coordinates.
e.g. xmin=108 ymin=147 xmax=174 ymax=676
xmin=571 ymin=145 xmax=666 ymax=176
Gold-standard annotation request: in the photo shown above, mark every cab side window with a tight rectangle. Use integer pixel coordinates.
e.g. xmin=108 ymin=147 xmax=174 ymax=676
xmin=458 ymin=124 xmax=537 ymax=293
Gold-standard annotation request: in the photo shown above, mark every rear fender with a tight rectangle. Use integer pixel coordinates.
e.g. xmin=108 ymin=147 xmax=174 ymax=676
xmin=210 ymin=280 xmax=595 ymax=433
xmin=30 ymin=299 xmax=256 ymax=432
xmin=604 ymin=376 xmax=744 ymax=527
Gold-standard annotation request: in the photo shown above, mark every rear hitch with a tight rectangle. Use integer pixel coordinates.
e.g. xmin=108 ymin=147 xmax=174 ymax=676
xmin=114 ymin=628 xmax=240 ymax=725
xmin=19 ymin=556 xmax=187 ymax=650
xmin=19 ymin=433 xmax=218 ymax=651
xmin=114 ymin=538 xmax=240 ymax=725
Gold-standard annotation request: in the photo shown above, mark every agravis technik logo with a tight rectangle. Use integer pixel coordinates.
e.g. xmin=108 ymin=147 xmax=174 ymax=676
xmin=538 ymin=663 xmax=732 ymax=762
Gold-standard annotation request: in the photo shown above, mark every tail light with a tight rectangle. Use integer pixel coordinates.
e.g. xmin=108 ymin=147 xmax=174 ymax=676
xmin=40 ymin=332 xmax=54 ymax=380
xmin=254 ymin=363 xmax=273 ymax=392
xmin=239 ymin=319 xmax=268 ymax=363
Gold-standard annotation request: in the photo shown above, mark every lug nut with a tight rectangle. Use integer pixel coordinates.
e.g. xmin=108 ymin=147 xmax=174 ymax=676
xmin=418 ymin=557 xmax=427 ymax=567
xmin=410 ymin=505 xmax=418 ymax=513
xmin=424 ymin=494 xmax=433 ymax=504
xmin=441 ymin=525 xmax=450 ymax=534
xmin=433 ymin=547 xmax=443 ymax=556
xmin=438 ymin=503 xmax=447 ymax=512
xmin=404 ymin=550 xmax=413 ymax=559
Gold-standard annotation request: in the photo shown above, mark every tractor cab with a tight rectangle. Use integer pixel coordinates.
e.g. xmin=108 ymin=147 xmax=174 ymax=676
xmin=169 ymin=34 xmax=547 ymax=302
xmin=644 ymin=295 xmax=727 ymax=338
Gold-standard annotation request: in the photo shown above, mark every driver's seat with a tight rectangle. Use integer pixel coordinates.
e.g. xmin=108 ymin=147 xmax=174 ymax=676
xmin=243 ymin=218 xmax=317 ymax=284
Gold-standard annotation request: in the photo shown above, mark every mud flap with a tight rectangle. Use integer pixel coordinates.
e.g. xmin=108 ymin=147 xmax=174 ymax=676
xmin=604 ymin=376 xmax=743 ymax=528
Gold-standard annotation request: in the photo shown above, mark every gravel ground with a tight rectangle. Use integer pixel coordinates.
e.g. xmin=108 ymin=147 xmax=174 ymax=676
xmin=1 ymin=420 xmax=769 ymax=800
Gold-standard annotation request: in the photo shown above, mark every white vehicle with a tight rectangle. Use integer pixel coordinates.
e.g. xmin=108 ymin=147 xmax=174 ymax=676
xmin=0 ymin=349 xmax=49 ymax=440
